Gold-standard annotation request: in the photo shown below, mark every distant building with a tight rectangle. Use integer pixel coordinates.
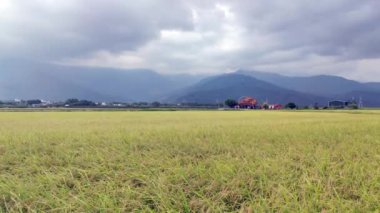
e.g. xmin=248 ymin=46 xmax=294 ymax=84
xmin=328 ymin=100 xmax=345 ymax=109
xmin=238 ymin=96 xmax=258 ymax=109
xmin=328 ymin=99 xmax=360 ymax=109
xmin=269 ymin=104 xmax=283 ymax=110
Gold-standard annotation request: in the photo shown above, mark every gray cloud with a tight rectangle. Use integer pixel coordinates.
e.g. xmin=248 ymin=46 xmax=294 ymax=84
xmin=0 ymin=0 xmax=193 ymax=59
xmin=1 ymin=0 xmax=380 ymax=81
xmin=224 ymin=0 xmax=380 ymax=59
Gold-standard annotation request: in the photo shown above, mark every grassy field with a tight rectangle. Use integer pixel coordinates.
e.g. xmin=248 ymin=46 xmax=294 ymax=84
xmin=0 ymin=110 xmax=379 ymax=212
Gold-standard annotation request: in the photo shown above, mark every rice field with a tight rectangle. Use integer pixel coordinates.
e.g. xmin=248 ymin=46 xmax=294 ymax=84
xmin=0 ymin=110 xmax=379 ymax=212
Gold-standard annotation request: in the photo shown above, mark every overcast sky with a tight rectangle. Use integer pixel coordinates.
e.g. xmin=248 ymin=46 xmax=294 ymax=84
xmin=1 ymin=0 xmax=380 ymax=81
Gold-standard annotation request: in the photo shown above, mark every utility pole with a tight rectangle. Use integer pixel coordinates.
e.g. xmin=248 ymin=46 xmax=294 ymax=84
xmin=359 ymin=97 xmax=363 ymax=108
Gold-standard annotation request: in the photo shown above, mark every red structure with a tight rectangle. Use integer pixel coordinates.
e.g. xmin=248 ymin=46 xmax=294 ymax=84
xmin=269 ymin=104 xmax=283 ymax=110
xmin=238 ymin=96 xmax=258 ymax=109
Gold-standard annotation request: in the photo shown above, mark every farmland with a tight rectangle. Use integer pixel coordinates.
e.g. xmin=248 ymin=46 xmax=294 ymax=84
xmin=0 ymin=110 xmax=379 ymax=212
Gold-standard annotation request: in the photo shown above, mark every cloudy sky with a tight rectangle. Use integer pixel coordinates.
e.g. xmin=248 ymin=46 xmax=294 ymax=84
xmin=1 ymin=0 xmax=380 ymax=81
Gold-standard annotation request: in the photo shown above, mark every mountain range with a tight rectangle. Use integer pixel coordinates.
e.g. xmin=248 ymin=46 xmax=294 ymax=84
xmin=1 ymin=60 xmax=379 ymax=106
xmin=0 ymin=60 xmax=203 ymax=102
xmin=169 ymin=74 xmax=328 ymax=106
xmin=234 ymin=70 xmax=380 ymax=107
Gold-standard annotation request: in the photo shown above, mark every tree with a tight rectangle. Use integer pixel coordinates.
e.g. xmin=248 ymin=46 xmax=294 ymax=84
xmin=224 ymin=99 xmax=238 ymax=108
xmin=27 ymin=99 xmax=42 ymax=105
xmin=65 ymin=98 xmax=79 ymax=105
xmin=76 ymin=100 xmax=96 ymax=106
xmin=350 ymin=103 xmax=359 ymax=109
xmin=151 ymin=101 xmax=161 ymax=107
xmin=262 ymin=103 xmax=269 ymax=110
xmin=313 ymin=102 xmax=319 ymax=110
xmin=64 ymin=99 xmax=95 ymax=107
xmin=285 ymin=102 xmax=297 ymax=109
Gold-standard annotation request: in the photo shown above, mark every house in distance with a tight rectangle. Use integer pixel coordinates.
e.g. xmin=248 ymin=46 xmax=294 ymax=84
xmin=328 ymin=100 xmax=345 ymax=109
xmin=328 ymin=99 xmax=360 ymax=109
xmin=238 ymin=96 xmax=258 ymax=109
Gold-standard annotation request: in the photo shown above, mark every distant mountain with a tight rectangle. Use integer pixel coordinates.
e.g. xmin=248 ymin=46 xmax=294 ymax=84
xmin=0 ymin=60 xmax=204 ymax=102
xmin=237 ymin=70 xmax=376 ymax=97
xmin=1 ymin=60 xmax=379 ymax=106
xmin=366 ymin=82 xmax=380 ymax=91
xmin=0 ymin=67 xmax=109 ymax=101
xmin=163 ymin=73 xmax=207 ymax=86
xmin=170 ymin=73 xmax=328 ymax=106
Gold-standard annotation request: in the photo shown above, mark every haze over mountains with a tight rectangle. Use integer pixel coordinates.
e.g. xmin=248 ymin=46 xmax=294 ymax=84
xmin=0 ymin=60 xmax=203 ymax=102
xmin=1 ymin=60 xmax=380 ymax=106
xmin=235 ymin=70 xmax=380 ymax=107
xmin=237 ymin=70 xmax=380 ymax=97
xmin=170 ymin=74 xmax=328 ymax=106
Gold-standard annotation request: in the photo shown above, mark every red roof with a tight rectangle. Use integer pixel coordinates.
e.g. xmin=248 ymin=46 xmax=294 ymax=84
xmin=238 ymin=96 xmax=257 ymax=106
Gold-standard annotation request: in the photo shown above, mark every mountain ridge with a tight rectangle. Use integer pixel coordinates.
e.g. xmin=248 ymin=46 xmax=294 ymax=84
xmin=1 ymin=60 xmax=379 ymax=106
xmin=236 ymin=70 xmax=375 ymax=96
xmin=0 ymin=60 xmax=201 ymax=102
xmin=170 ymin=73 xmax=329 ymax=106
